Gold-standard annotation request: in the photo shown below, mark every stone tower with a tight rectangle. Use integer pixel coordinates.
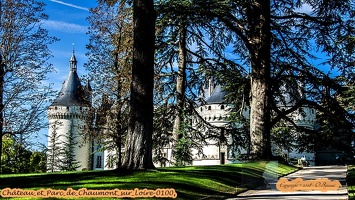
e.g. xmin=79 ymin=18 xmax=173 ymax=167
xmin=47 ymin=51 xmax=92 ymax=171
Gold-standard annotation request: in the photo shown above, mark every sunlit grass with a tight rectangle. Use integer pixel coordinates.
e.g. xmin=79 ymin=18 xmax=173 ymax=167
xmin=0 ymin=161 xmax=297 ymax=199
xmin=347 ymin=165 xmax=355 ymax=199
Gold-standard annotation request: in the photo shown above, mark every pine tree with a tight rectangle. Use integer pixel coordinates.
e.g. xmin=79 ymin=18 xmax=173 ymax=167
xmin=46 ymin=121 xmax=64 ymax=172
xmin=60 ymin=125 xmax=81 ymax=171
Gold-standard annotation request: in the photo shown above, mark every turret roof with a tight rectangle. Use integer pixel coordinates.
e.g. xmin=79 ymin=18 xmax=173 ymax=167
xmin=206 ymin=85 xmax=227 ymax=104
xmin=50 ymin=52 xmax=90 ymax=107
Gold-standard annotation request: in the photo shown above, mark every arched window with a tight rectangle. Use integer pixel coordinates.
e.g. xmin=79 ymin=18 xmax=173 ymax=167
xmin=221 ymin=105 xmax=225 ymax=110
xmin=208 ymin=106 xmax=211 ymax=110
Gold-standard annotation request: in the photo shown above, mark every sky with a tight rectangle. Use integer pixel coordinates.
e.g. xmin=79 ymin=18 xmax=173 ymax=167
xmin=35 ymin=0 xmax=98 ymax=149
xmin=43 ymin=0 xmax=97 ymax=89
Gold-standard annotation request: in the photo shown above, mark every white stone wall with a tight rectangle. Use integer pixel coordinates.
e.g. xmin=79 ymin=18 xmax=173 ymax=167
xmin=186 ymin=104 xmax=233 ymax=166
xmin=291 ymin=107 xmax=316 ymax=129
xmin=47 ymin=105 xmax=91 ymax=171
xmin=103 ymin=148 xmax=118 ymax=170
xmin=197 ymin=104 xmax=231 ymax=127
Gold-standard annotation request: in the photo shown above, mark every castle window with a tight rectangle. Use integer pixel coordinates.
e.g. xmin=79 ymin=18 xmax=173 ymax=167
xmin=208 ymin=106 xmax=211 ymax=110
xmin=67 ymin=106 xmax=69 ymax=110
xmin=96 ymin=155 xmax=102 ymax=168
xmin=200 ymin=107 xmax=203 ymax=112
xmin=221 ymin=105 xmax=225 ymax=110
xmin=54 ymin=106 xmax=57 ymax=110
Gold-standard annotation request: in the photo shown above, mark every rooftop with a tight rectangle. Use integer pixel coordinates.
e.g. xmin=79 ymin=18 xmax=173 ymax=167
xmin=50 ymin=52 xmax=90 ymax=107
xmin=206 ymin=85 xmax=227 ymax=104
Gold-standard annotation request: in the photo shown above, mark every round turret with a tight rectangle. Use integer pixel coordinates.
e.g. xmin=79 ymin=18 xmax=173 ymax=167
xmin=47 ymin=51 xmax=92 ymax=172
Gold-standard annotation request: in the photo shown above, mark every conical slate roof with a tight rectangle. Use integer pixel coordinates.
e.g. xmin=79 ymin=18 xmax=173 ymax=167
xmin=206 ymin=85 xmax=227 ymax=104
xmin=51 ymin=52 xmax=90 ymax=107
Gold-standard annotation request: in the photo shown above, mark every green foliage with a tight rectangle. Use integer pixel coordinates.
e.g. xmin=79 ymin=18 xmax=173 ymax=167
xmin=46 ymin=121 xmax=64 ymax=172
xmin=1 ymin=136 xmax=15 ymax=173
xmin=29 ymin=151 xmax=47 ymax=173
xmin=47 ymin=121 xmax=81 ymax=172
xmin=173 ymin=117 xmax=193 ymax=167
xmin=174 ymin=137 xmax=193 ymax=167
xmin=347 ymin=166 xmax=355 ymax=199
xmin=1 ymin=136 xmax=46 ymax=173
xmin=60 ymin=132 xmax=81 ymax=171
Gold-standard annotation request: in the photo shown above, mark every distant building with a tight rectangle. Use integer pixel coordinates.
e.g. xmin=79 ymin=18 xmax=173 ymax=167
xmin=155 ymin=77 xmax=317 ymax=167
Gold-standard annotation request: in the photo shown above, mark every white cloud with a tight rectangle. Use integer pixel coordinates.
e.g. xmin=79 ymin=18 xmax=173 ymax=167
xmin=41 ymin=20 xmax=88 ymax=33
xmin=49 ymin=0 xmax=89 ymax=11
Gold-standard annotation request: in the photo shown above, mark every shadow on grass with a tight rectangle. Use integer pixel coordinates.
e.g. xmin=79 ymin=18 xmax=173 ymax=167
xmin=0 ymin=162 xmax=297 ymax=199
xmin=348 ymin=166 xmax=355 ymax=199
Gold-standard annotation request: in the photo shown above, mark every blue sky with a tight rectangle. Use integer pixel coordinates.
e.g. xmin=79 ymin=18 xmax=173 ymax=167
xmin=43 ymin=0 xmax=97 ymax=91
xmin=35 ymin=0 xmax=98 ymax=149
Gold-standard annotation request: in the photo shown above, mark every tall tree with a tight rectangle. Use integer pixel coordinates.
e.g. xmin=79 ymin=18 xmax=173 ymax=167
xmin=86 ymin=1 xmax=132 ymax=168
xmin=92 ymin=0 xmax=157 ymax=169
xmin=121 ymin=0 xmax=156 ymax=170
xmin=154 ymin=0 xmax=238 ymax=165
xmin=186 ymin=0 xmax=355 ymax=159
xmin=0 ymin=0 xmax=57 ymax=172
xmin=171 ymin=21 xmax=188 ymax=161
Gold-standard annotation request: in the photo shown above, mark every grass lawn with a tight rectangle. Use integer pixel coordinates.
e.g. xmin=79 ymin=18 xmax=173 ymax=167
xmin=0 ymin=161 xmax=297 ymax=200
xmin=347 ymin=165 xmax=355 ymax=199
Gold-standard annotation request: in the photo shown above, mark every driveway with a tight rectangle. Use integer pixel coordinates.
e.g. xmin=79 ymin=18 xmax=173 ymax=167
xmin=227 ymin=164 xmax=348 ymax=200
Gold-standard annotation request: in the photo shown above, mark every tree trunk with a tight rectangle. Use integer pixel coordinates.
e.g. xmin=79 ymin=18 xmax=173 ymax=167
xmin=121 ymin=0 xmax=156 ymax=170
xmin=248 ymin=0 xmax=272 ymax=159
xmin=172 ymin=22 xmax=187 ymax=161
xmin=113 ymin=51 xmax=123 ymax=168
xmin=0 ymin=54 xmax=4 ymax=173
xmin=0 ymin=2 xmax=3 ymax=174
